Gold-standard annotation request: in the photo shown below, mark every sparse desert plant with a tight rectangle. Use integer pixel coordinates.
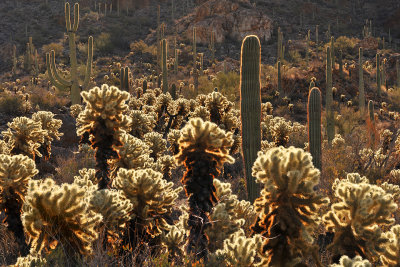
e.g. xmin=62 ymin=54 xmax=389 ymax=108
xmin=251 ymin=146 xmax=329 ymax=266
xmin=175 ymin=118 xmax=234 ymax=260
xmin=77 ymin=84 xmax=131 ymax=189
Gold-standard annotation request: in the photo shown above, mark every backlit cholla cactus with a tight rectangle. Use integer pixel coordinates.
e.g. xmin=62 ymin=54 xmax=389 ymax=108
xmin=196 ymin=94 xmax=208 ymax=106
xmin=144 ymin=132 xmax=167 ymax=161
xmin=113 ymin=168 xmax=182 ymax=248
xmin=168 ymin=98 xmax=190 ymax=130
xmin=130 ymin=110 xmax=156 ymax=138
xmin=13 ymin=250 xmax=47 ymax=267
xmin=262 ymin=102 xmax=273 ymax=115
xmin=175 ymin=118 xmax=234 ymax=260
xmin=206 ymin=179 xmax=257 ymax=252
xmin=380 ymin=225 xmax=400 ymax=266
xmin=270 ymin=116 xmax=293 ymax=147
xmin=230 ymin=133 xmax=242 ymax=155
xmin=111 ymin=132 xmax=153 ymax=173
xmin=32 ymin=111 xmax=63 ymax=160
xmin=380 ymin=129 xmax=393 ymax=154
xmin=22 ymin=178 xmax=102 ymax=260
xmin=161 ymin=225 xmax=186 ymax=262
xmin=0 ymin=140 xmax=10 ymax=155
xmin=251 ymin=146 xmax=329 ymax=266
xmin=390 ymin=169 xmax=400 ymax=182
xmin=190 ymin=106 xmax=211 ymax=122
xmin=77 ymin=84 xmax=131 ymax=189
xmin=209 ymin=229 xmax=263 ymax=267
xmin=0 ymin=154 xmax=38 ymax=255
xmin=323 ymin=173 xmax=397 ymax=263
xmin=167 ymin=129 xmax=181 ymax=155
xmin=2 ymin=117 xmax=46 ymax=159
xmin=329 ymin=255 xmax=372 ymax=267
xmin=140 ymin=91 xmax=157 ymax=106
xmin=155 ymin=92 xmax=173 ymax=119
xmin=205 ymin=91 xmax=229 ymax=125
xmin=128 ymin=97 xmax=143 ymax=110
xmin=221 ymin=111 xmax=239 ymax=132
xmin=156 ymin=155 xmax=176 ymax=180
xmin=70 ymin=104 xmax=83 ymax=119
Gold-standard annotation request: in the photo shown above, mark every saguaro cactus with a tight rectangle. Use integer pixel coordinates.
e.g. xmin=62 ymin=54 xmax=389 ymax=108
xmin=162 ymin=39 xmax=168 ymax=93
xmin=120 ymin=67 xmax=130 ymax=91
xmin=277 ymin=61 xmax=282 ymax=96
xmin=376 ymin=53 xmax=381 ymax=97
xmin=240 ymin=35 xmax=262 ymax=204
xmin=359 ymin=48 xmax=365 ymax=112
xmin=397 ymin=59 xmax=400 ymax=88
xmin=308 ymin=87 xmax=322 ymax=171
xmin=326 ymin=46 xmax=334 ymax=144
xmin=46 ymin=2 xmax=93 ymax=105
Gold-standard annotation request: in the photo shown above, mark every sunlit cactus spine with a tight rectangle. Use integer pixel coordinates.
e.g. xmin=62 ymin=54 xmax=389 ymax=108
xmin=46 ymin=2 xmax=93 ymax=105
xmin=162 ymin=39 xmax=168 ymax=93
xmin=240 ymin=35 xmax=262 ymax=204
xmin=326 ymin=46 xmax=334 ymax=144
xmin=308 ymin=87 xmax=322 ymax=171
xmin=359 ymin=47 xmax=365 ymax=112
xmin=120 ymin=66 xmax=129 ymax=91
xmin=377 ymin=53 xmax=381 ymax=97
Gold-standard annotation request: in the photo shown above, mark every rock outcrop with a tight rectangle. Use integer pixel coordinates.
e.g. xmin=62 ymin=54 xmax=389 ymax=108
xmin=176 ymin=0 xmax=273 ymax=44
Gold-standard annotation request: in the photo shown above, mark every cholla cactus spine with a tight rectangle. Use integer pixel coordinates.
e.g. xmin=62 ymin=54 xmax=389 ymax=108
xmin=46 ymin=2 xmax=93 ymax=105
xmin=240 ymin=35 xmax=262 ymax=203
xmin=308 ymin=87 xmax=322 ymax=171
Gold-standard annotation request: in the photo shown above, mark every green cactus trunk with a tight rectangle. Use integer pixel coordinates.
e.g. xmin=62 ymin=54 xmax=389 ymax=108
xmin=330 ymin=36 xmax=335 ymax=69
xmin=277 ymin=61 xmax=282 ymax=96
xmin=359 ymin=48 xmax=365 ymax=113
xmin=326 ymin=46 xmax=335 ymax=144
xmin=162 ymin=39 xmax=168 ymax=93
xmin=376 ymin=53 xmax=381 ymax=97
xmin=308 ymin=87 xmax=322 ymax=171
xmin=210 ymin=30 xmax=215 ymax=63
xmin=338 ymin=49 xmax=343 ymax=76
xmin=120 ymin=67 xmax=125 ymax=90
xmin=397 ymin=59 xmax=400 ymax=89
xmin=174 ymin=37 xmax=178 ymax=74
xmin=240 ymin=35 xmax=262 ymax=204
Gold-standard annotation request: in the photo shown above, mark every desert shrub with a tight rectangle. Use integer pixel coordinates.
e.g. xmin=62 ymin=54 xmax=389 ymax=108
xmin=212 ymin=71 xmax=240 ymax=102
xmin=130 ymin=40 xmax=156 ymax=56
xmin=333 ymin=36 xmax=359 ymax=56
xmin=28 ymin=86 xmax=69 ymax=111
xmin=95 ymin=33 xmax=114 ymax=54
xmin=42 ymin=42 xmax=63 ymax=57
xmin=0 ymin=93 xmax=25 ymax=115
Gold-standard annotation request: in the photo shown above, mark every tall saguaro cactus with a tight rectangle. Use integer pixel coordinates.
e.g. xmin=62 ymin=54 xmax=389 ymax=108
xmin=359 ymin=48 xmax=365 ymax=112
xmin=376 ymin=53 xmax=381 ymax=97
xmin=120 ymin=67 xmax=130 ymax=91
xmin=326 ymin=46 xmax=334 ymax=144
xmin=46 ymin=2 xmax=93 ymax=105
xmin=308 ymin=87 xmax=322 ymax=171
xmin=397 ymin=59 xmax=400 ymax=88
xmin=162 ymin=39 xmax=168 ymax=93
xmin=240 ymin=35 xmax=261 ymax=204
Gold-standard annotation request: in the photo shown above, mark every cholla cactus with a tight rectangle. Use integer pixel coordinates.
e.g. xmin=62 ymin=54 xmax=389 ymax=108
xmin=70 ymin=104 xmax=83 ymax=119
xmin=190 ymin=106 xmax=211 ymax=122
xmin=77 ymin=84 xmax=131 ymax=189
xmin=128 ymin=97 xmax=143 ymax=110
xmin=161 ymin=225 xmax=185 ymax=262
xmin=380 ymin=129 xmax=393 ymax=154
xmin=13 ymin=250 xmax=47 ymax=267
xmin=156 ymin=155 xmax=176 ymax=180
xmin=330 ymin=255 xmax=371 ymax=267
xmin=205 ymin=91 xmax=229 ymax=125
xmin=22 ymin=178 xmax=102 ymax=260
xmin=262 ymin=102 xmax=273 ymax=116
xmin=196 ymin=94 xmax=208 ymax=106
xmin=175 ymin=118 xmax=234 ymax=259
xmin=129 ymin=109 xmax=156 ymax=138
xmin=221 ymin=111 xmax=239 ymax=132
xmin=0 ymin=140 xmax=10 ymax=155
xmin=210 ymin=229 xmax=263 ymax=267
xmin=32 ymin=111 xmax=63 ymax=160
xmin=380 ymin=225 xmax=400 ymax=266
xmin=0 ymin=154 xmax=38 ymax=255
xmin=113 ymin=168 xmax=182 ymax=248
xmin=144 ymin=132 xmax=167 ymax=161
xmin=270 ymin=116 xmax=293 ymax=146
xmin=2 ymin=117 xmax=47 ymax=159
xmin=167 ymin=129 xmax=181 ymax=155
xmin=251 ymin=146 xmax=329 ymax=266
xmin=111 ymin=132 xmax=153 ymax=172
xmin=323 ymin=173 xmax=397 ymax=262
